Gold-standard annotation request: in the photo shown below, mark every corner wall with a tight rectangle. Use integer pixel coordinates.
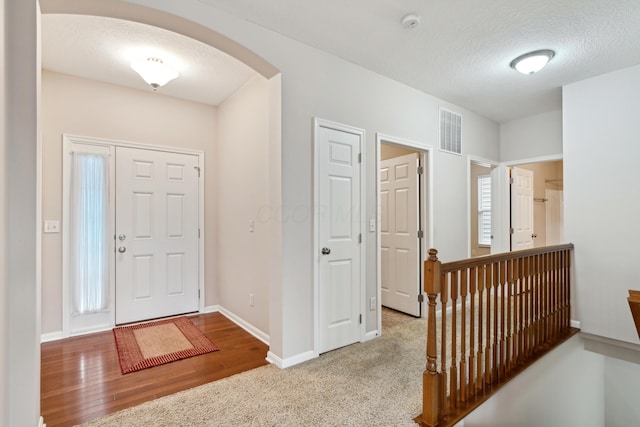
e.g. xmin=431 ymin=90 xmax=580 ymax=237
xmin=563 ymin=63 xmax=640 ymax=344
xmin=216 ymin=75 xmax=271 ymax=336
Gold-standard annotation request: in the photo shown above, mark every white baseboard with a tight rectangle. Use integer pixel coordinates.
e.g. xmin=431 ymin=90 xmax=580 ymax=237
xmin=267 ymin=350 xmax=316 ymax=368
xmin=571 ymin=319 xmax=581 ymax=329
xmin=363 ymin=330 xmax=380 ymax=342
xmin=217 ymin=306 xmax=270 ymax=345
xmin=204 ymin=304 xmax=220 ymax=313
xmin=39 ymin=416 xmax=46 ymax=427
xmin=41 ymin=331 xmax=63 ymax=343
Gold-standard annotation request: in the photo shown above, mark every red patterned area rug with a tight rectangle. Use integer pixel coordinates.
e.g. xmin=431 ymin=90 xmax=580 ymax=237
xmin=113 ymin=316 xmax=220 ymax=374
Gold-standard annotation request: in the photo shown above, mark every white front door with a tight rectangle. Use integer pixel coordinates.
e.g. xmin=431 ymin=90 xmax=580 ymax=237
xmin=115 ymin=147 xmax=200 ymax=324
xmin=511 ymin=166 xmax=534 ymax=250
xmin=317 ymin=124 xmax=362 ymax=354
xmin=380 ymin=153 xmax=420 ymax=316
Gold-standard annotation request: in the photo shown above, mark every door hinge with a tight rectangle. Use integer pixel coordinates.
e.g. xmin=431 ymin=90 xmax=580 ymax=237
xmin=357 ymin=153 xmax=362 ymax=163
xmin=198 ymin=289 xmax=201 ymax=299
xmin=198 ymin=228 xmax=201 ymax=238
xmin=418 ymin=294 xmax=424 ymax=303
xmin=510 ymin=227 xmax=514 ymax=234
xmin=417 ymin=230 xmax=424 ymax=239
xmin=194 ymin=166 xmax=201 ymax=177
xmin=509 ymin=177 xmax=514 ymax=185
xmin=358 ymin=233 xmax=362 ymax=244
xmin=359 ymin=314 xmax=362 ymax=324
xmin=417 ymin=166 xmax=424 ymax=175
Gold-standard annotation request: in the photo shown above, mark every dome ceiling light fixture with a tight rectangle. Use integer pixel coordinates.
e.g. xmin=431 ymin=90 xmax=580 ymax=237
xmin=131 ymin=57 xmax=179 ymax=90
xmin=509 ymin=49 xmax=555 ymax=75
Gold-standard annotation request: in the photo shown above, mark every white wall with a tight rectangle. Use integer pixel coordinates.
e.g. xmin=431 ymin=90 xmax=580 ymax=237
xmin=463 ymin=336 xmax=604 ymax=427
xmin=4 ymin=1 xmax=40 ymax=425
xmin=41 ymin=70 xmax=218 ymax=334
xmin=500 ymin=109 xmax=562 ymax=162
xmin=127 ymin=0 xmax=500 ymax=362
xmin=216 ymin=75 xmax=271 ymax=335
xmin=563 ymin=64 xmax=640 ymax=344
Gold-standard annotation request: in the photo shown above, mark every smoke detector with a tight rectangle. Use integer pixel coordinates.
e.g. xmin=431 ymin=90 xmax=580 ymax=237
xmin=401 ymin=13 xmax=421 ymax=29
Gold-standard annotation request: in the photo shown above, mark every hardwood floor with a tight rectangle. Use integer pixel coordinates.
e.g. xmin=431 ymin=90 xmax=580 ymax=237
xmin=41 ymin=312 xmax=269 ymax=427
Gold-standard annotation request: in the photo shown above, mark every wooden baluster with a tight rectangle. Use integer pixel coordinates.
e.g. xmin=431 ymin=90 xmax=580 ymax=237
xmin=564 ymin=249 xmax=571 ymax=332
xmin=450 ymin=271 xmax=458 ymax=409
xmin=551 ymin=252 xmax=560 ymax=340
xmin=499 ymin=260 xmax=506 ymax=380
xmin=532 ymin=254 xmax=540 ymax=352
xmin=505 ymin=259 xmax=513 ymax=374
xmin=421 ymin=249 xmax=441 ymax=427
xmin=476 ymin=265 xmax=485 ymax=394
xmin=440 ymin=271 xmax=449 ymax=418
xmin=525 ymin=255 xmax=532 ymax=358
xmin=459 ymin=269 xmax=468 ymax=403
xmin=492 ymin=262 xmax=499 ymax=383
xmin=485 ymin=263 xmax=492 ymax=387
xmin=516 ymin=257 xmax=524 ymax=364
xmin=468 ymin=266 xmax=477 ymax=399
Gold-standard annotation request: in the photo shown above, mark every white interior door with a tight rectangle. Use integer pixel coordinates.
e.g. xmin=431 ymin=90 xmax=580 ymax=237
xmin=511 ymin=166 xmax=534 ymax=250
xmin=380 ymin=153 xmax=420 ymax=316
xmin=115 ymin=147 xmax=200 ymax=324
xmin=317 ymin=124 xmax=361 ymax=354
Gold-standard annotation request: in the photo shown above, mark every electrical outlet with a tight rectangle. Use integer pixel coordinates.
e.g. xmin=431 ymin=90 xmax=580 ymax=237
xmin=370 ymin=296 xmax=376 ymax=310
xmin=250 ymin=293 xmax=254 ymax=307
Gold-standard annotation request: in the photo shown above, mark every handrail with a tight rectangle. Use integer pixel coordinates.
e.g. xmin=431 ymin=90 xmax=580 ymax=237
xmin=417 ymin=244 xmax=577 ymax=427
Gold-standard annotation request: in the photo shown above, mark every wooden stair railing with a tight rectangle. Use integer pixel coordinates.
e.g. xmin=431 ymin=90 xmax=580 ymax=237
xmin=415 ymin=244 xmax=578 ymax=427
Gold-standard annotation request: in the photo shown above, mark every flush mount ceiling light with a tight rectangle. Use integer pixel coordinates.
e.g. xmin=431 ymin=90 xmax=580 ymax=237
xmin=510 ymin=49 xmax=555 ymax=75
xmin=130 ymin=57 xmax=179 ymax=90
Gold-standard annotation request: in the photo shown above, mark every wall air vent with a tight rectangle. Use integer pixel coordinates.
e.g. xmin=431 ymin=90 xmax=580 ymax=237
xmin=439 ymin=108 xmax=462 ymax=155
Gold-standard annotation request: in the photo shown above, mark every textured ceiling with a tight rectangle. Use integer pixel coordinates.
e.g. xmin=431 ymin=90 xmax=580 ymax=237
xmin=43 ymin=1 xmax=640 ymax=122
xmin=41 ymin=14 xmax=257 ymax=106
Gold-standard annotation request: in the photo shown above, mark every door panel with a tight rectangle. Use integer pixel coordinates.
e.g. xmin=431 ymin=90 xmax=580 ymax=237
xmin=318 ymin=125 xmax=361 ymax=353
xmin=511 ymin=166 xmax=534 ymax=250
xmin=115 ymin=147 xmax=200 ymax=324
xmin=380 ymin=152 xmax=420 ymax=316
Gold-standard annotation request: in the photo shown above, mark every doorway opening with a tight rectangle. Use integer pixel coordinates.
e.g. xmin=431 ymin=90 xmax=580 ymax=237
xmin=376 ymin=134 xmax=432 ymax=332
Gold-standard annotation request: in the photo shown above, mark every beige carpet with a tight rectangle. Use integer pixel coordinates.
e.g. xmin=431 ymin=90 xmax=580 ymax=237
xmin=79 ymin=309 xmax=426 ymax=427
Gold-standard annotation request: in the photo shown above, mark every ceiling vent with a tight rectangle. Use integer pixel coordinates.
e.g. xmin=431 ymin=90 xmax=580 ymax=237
xmin=439 ymin=108 xmax=462 ymax=155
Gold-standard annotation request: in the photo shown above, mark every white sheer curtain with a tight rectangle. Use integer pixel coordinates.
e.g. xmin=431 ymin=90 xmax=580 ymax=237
xmin=70 ymin=152 xmax=110 ymax=315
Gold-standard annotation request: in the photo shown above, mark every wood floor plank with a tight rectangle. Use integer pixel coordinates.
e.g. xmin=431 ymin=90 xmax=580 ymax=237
xmin=41 ymin=312 xmax=269 ymax=427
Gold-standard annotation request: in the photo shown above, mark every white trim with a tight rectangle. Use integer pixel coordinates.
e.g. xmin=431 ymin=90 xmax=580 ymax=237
xmin=217 ymin=306 xmax=270 ymax=346
xmin=267 ymin=350 xmax=316 ymax=369
xmin=40 ymin=332 xmax=63 ymax=343
xmin=313 ymin=118 xmax=366 ymax=355
xmin=503 ymin=153 xmax=563 ymax=166
xmin=571 ymin=320 xmax=581 ymax=329
xmin=467 ymin=156 xmax=499 ymax=258
xmin=61 ymin=134 xmax=206 ymax=337
xmin=204 ymin=305 xmax=220 ymax=313
xmin=376 ymin=133 xmax=434 ymax=321
xmin=363 ymin=330 xmax=380 ymax=342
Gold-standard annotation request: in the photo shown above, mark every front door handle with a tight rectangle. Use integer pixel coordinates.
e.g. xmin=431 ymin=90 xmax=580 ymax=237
xmin=118 ymin=246 xmax=127 ymax=253
xmin=321 ymin=247 xmax=331 ymax=255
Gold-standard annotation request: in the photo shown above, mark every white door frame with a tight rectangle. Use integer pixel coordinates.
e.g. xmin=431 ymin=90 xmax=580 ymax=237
xmin=489 ymin=154 xmax=564 ymax=255
xmin=467 ymin=156 xmax=499 ymax=258
xmin=61 ymin=134 xmax=205 ymax=338
xmin=376 ymin=133 xmax=433 ymax=331
xmin=313 ymin=118 xmax=366 ymax=357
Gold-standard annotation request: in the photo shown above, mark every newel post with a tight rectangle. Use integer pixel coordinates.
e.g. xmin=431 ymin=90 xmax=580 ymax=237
xmin=421 ymin=248 xmax=441 ymax=426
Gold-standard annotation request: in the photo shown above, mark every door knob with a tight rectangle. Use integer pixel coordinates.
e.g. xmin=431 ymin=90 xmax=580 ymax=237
xmin=118 ymin=246 xmax=127 ymax=253
xmin=321 ymin=247 xmax=331 ymax=255
xmin=118 ymin=234 xmax=126 ymax=241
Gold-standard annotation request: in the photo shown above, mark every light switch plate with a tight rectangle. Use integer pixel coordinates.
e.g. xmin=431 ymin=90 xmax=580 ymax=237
xmin=43 ymin=220 xmax=60 ymax=233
